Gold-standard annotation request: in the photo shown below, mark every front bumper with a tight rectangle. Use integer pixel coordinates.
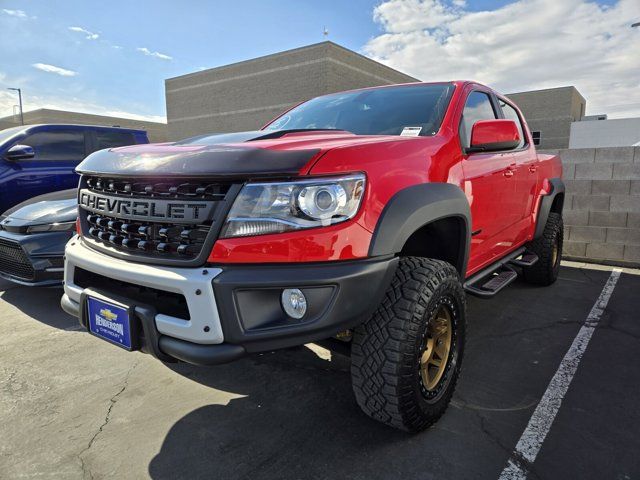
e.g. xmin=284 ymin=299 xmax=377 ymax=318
xmin=61 ymin=238 xmax=397 ymax=365
xmin=0 ymin=229 xmax=71 ymax=287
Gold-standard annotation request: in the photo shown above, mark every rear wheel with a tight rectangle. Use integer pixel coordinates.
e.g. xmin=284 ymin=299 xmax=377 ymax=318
xmin=523 ymin=212 xmax=563 ymax=286
xmin=350 ymin=257 xmax=466 ymax=432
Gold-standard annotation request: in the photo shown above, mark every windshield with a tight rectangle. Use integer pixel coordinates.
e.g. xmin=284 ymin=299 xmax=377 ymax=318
xmin=264 ymin=83 xmax=454 ymax=137
xmin=0 ymin=126 xmax=25 ymax=146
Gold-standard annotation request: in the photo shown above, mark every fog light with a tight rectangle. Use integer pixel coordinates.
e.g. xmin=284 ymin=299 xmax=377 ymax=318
xmin=281 ymin=288 xmax=307 ymax=319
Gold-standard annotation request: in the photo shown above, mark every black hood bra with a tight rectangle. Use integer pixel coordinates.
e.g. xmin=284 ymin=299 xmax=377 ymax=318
xmin=74 ymin=130 xmax=345 ymax=178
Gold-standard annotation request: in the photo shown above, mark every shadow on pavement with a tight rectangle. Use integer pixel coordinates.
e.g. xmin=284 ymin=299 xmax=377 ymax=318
xmin=148 ymin=347 xmax=412 ymax=480
xmin=0 ymin=284 xmax=76 ymax=330
xmin=147 ymin=266 xmax=622 ymax=480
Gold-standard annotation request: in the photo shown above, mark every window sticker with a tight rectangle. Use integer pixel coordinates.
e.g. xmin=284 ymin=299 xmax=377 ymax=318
xmin=400 ymin=126 xmax=422 ymax=137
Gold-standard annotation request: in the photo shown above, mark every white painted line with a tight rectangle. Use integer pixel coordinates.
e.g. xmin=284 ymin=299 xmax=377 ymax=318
xmin=498 ymin=268 xmax=622 ymax=480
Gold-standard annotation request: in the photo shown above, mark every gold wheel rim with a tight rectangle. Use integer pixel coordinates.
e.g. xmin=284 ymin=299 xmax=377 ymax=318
xmin=420 ymin=305 xmax=453 ymax=391
xmin=552 ymin=237 xmax=559 ymax=266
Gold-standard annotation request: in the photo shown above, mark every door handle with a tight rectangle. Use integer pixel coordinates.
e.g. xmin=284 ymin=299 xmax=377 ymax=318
xmin=503 ymin=164 xmax=516 ymax=178
xmin=529 ymin=165 xmax=538 ymax=173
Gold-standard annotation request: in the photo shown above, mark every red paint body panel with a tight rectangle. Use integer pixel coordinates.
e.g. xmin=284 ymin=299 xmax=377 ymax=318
xmin=207 ymin=80 xmax=563 ymax=280
xmin=210 ymin=221 xmax=372 ymax=263
xmin=470 ymin=119 xmax=520 ymax=148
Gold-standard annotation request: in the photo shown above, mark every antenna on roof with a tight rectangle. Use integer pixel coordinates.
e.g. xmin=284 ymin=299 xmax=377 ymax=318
xmin=323 ymin=26 xmax=329 ymax=38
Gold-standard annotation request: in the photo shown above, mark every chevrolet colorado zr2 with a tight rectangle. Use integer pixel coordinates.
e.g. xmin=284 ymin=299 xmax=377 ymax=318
xmin=60 ymin=81 xmax=564 ymax=432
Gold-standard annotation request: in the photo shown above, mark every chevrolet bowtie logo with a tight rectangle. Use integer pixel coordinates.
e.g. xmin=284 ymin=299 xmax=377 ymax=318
xmin=99 ymin=308 xmax=118 ymax=321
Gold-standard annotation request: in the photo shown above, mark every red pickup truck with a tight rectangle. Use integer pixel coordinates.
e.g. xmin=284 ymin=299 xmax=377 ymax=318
xmin=61 ymin=81 xmax=564 ymax=432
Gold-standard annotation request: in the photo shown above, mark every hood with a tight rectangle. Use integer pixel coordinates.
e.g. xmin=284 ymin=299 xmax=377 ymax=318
xmin=0 ymin=189 xmax=77 ymax=229
xmin=75 ymin=129 xmax=409 ymax=178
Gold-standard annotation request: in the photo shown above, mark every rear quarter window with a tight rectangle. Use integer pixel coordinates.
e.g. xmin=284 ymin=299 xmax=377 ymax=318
xmin=499 ymin=100 xmax=527 ymax=149
xmin=95 ymin=131 xmax=136 ymax=150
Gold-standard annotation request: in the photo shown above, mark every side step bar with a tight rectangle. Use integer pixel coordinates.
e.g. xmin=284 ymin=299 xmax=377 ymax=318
xmin=509 ymin=252 xmax=538 ymax=267
xmin=464 ymin=248 xmax=539 ymax=298
xmin=465 ymin=265 xmax=518 ymax=298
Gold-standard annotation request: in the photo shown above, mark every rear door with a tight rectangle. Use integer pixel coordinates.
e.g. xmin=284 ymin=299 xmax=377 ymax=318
xmin=460 ymin=89 xmax=520 ymax=271
xmin=87 ymin=129 xmax=138 ymax=154
xmin=497 ymin=98 xmax=538 ymax=225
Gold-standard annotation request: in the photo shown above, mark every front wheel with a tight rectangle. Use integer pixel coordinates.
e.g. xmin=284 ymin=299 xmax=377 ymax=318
xmin=350 ymin=257 xmax=466 ymax=432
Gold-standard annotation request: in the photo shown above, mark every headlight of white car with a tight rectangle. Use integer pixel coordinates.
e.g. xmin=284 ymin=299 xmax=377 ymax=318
xmin=27 ymin=221 xmax=77 ymax=234
xmin=220 ymin=174 xmax=366 ymax=238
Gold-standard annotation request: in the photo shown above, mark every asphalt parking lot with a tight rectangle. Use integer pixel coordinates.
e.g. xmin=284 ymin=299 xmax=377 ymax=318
xmin=1 ymin=262 xmax=639 ymax=480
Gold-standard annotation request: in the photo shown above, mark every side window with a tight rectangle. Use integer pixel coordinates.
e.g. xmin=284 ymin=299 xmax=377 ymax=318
xmin=95 ymin=131 xmax=136 ymax=150
xmin=499 ymin=100 xmax=526 ymax=149
xmin=460 ymin=91 xmax=498 ymax=149
xmin=19 ymin=130 xmax=85 ymax=161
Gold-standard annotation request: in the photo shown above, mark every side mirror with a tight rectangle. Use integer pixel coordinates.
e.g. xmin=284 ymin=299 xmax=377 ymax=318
xmin=5 ymin=144 xmax=35 ymax=161
xmin=468 ymin=119 xmax=520 ymax=153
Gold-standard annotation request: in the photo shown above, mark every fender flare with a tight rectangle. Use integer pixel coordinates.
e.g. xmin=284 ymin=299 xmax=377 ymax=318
xmin=534 ymin=178 xmax=565 ymax=239
xmin=368 ymin=183 xmax=471 ymax=276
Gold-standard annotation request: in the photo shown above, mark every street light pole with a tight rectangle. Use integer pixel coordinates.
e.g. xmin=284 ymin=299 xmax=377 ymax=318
xmin=7 ymin=88 xmax=24 ymax=125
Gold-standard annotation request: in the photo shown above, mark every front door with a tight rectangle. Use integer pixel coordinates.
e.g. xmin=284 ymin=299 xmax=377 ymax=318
xmin=459 ymin=90 xmax=521 ymax=273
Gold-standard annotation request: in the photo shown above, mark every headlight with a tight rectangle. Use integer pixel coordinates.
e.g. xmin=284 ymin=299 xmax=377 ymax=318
xmin=27 ymin=221 xmax=77 ymax=234
xmin=221 ymin=174 xmax=366 ymax=238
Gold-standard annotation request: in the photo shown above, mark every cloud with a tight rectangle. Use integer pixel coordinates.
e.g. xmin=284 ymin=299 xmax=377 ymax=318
xmin=68 ymin=26 xmax=99 ymax=40
xmin=32 ymin=63 xmax=78 ymax=77
xmin=364 ymin=0 xmax=640 ymax=118
xmin=2 ymin=9 xmax=27 ymax=18
xmin=136 ymin=47 xmax=172 ymax=61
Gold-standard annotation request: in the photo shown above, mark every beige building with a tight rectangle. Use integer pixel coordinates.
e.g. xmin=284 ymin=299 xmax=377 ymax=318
xmin=165 ymin=41 xmax=418 ymax=140
xmin=0 ymin=108 xmax=167 ymax=142
xmin=506 ymin=86 xmax=586 ymax=149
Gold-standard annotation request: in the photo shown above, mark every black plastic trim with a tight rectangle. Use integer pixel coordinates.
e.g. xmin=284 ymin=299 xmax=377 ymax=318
xmin=158 ymin=337 xmax=246 ymax=366
xmin=367 ymin=183 xmax=471 ymax=276
xmin=212 ymin=256 xmax=398 ymax=353
xmin=534 ymin=177 xmax=565 ymax=239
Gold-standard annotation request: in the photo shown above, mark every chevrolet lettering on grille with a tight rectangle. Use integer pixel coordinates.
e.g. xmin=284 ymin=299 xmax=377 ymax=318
xmin=79 ymin=189 xmax=214 ymax=223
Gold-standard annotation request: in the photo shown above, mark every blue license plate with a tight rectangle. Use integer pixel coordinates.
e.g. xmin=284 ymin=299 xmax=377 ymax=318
xmin=87 ymin=296 xmax=133 ymax=350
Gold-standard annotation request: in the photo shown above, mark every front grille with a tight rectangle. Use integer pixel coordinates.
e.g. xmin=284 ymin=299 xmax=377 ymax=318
xmin=79 ymin=177 xmax=237 ymax=262
xmin=0 ymin=238 xmax=35 ymax=280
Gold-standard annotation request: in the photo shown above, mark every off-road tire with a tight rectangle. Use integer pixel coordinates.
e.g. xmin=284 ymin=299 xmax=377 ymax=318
xmin=523 ymin=212 xmax=563 ymax=286
xmin=350 ymin=257 xmax=466 ymax=432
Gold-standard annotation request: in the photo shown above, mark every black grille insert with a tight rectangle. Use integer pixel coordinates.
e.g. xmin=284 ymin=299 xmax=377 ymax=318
xmin=0 ymin=238 xmax=35 ymax=280
xmin=85 ymin=176 xmax=232 ymax=200
xmin=80 ymin=177 xmax=237 ymax=262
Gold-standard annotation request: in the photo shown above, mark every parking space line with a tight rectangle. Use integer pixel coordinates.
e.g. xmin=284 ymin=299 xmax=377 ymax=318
xmin=498 ymin=268 xmax=622 ymax=480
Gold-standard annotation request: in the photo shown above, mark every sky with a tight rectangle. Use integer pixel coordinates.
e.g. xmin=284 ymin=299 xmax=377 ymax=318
xmin=0 ymin=0 xmax=638 ymax=124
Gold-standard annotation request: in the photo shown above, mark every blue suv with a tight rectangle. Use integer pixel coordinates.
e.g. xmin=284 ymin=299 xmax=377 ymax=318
xmin=0 ymin=124 xmax=149 ymax=213
xmin=0 ymin=124 xmax=149 ymax=286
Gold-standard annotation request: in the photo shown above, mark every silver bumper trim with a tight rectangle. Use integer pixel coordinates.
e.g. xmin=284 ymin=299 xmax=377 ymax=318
xmin=63 ymin=238 xmax=224 ymax=344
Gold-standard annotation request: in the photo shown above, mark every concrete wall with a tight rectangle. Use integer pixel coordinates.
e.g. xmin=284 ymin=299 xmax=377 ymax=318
xmin=507 ymin=86 xmax=585 ymax=149
xmin=165 ymin=41 xmax=418 ymax=141
xmin=539 ymin=146 xmax=640 ymax=267
xmin=0 ymin=109 xmax=168 ymax=143
xmin=570 ymin=117 xmax=640 ymax=148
